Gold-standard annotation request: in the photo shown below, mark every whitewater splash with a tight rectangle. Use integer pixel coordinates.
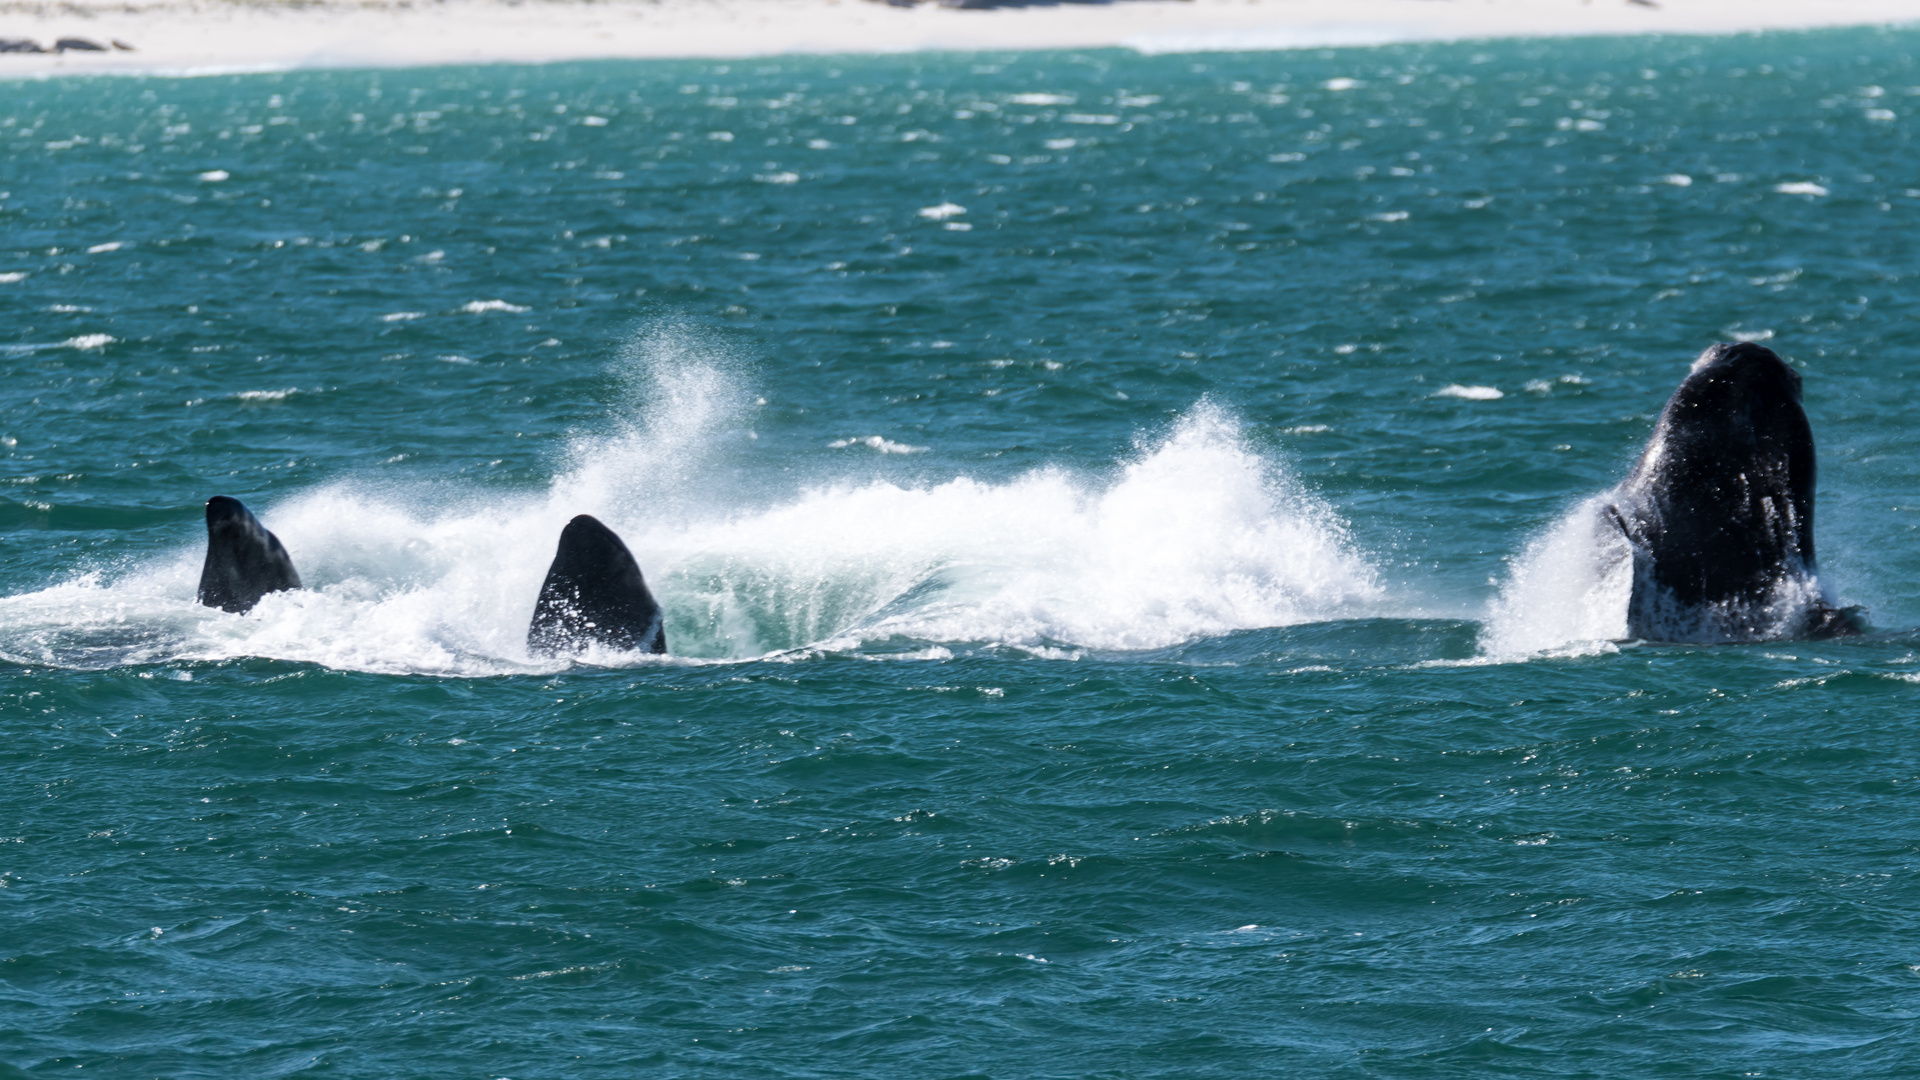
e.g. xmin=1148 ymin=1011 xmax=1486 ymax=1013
xmin=1480 ymin=495 xmax=1634 ymax=658
xmin=1480 ymin=492 xmax=1846 ymax=657
xmin=0 ymin=334 xmax=1384 ymax=675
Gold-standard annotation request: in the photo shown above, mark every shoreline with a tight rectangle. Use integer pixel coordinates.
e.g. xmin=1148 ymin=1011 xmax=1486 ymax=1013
xmin=1 ymin=0 xmax=1916 ymax=78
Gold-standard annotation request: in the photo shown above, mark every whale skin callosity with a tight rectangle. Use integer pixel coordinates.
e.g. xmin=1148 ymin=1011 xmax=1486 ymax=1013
xmin=527 ymin=515 xmax=667 ymax=656
xmin=1605 ymin=342 xmax=1860 ymax=641
xmin=197 ymin=496 xmax=302 ymax=613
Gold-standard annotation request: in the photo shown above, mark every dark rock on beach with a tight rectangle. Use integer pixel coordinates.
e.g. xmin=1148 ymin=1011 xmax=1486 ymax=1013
xmin=2 ymin=36 xmax=137 ymax=57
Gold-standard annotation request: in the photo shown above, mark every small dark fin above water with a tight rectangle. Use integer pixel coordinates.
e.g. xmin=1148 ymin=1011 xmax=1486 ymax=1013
xmin=1807 ymin=604 xmax=1869 ymax=639
xmin=527 ymin=515 xmax=667 ymax=657
xmin=197 ymin=496 xmax=302 ymax=614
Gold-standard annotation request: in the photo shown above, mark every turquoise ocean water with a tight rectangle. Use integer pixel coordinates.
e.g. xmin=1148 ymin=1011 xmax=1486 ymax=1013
xmin=4 ymin=26 xmax=1920 ymax=1076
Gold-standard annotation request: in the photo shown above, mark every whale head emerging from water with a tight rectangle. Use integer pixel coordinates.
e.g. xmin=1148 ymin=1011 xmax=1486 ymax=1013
xmin=197 ymin=496 xmax=303 ymax=613
xmin=1605 ymin=342 xmax=1860 ymax=641
xmin=527 ymin=515 xmax=667 ymax=657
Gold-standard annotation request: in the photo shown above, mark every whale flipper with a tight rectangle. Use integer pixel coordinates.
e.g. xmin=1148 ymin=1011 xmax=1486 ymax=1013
xmin=527 ymin=515 xmax=667 ymax=656
xmin=197 ymin=496 xmax=302 ymax=613
xmin=1606 ymin=341 xmax=1859 ymax=641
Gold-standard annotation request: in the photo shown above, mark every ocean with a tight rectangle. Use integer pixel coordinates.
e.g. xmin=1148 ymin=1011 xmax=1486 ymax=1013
xmin=3 ymin=26 xmax=1919 ymax=1076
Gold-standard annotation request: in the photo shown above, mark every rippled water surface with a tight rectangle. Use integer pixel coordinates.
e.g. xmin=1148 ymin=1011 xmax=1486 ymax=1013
xmin=4 ymin=28 xmax=1920 ymax=1077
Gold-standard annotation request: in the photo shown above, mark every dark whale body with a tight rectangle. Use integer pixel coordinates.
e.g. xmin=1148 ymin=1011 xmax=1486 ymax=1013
xmin=527 ymin=515 xmax=667 ymax=656
xmin=198 ymin=496 xmax=302 ymax=613
xmin=1605 ymin=342 xmax=1859 ymax=641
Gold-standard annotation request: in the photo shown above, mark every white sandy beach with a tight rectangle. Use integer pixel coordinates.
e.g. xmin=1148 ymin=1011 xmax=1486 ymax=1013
xmin=0 ymin=0 xmax=1915 ymax=76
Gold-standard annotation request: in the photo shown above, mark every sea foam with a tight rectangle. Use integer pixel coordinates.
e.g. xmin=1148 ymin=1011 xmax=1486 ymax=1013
xmin=0 ymin=330 xmax=1384 ymax=675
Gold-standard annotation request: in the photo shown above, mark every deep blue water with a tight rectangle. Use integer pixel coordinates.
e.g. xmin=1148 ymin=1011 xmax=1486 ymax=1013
xmin=3 ymin=27 xmax=1920 ymax=1077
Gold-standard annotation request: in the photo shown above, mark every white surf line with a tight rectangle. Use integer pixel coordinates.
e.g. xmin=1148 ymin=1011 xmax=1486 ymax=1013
xmin=1 ymin=0 xmax=1917 ymax=78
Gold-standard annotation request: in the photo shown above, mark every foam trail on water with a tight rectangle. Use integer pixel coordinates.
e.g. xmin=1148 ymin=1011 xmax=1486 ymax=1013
xmin=1480 ymin=495 xmax=1633 ymax=659
xmin=0 ymin=334 xmax=1385 ymax=674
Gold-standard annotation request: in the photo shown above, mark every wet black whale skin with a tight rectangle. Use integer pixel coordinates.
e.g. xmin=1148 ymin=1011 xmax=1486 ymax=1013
xmin=1606 ymin=342 xmax=1856 ymax=640
xmin=197 ymin=496 xmax=303 ymax=614
xmin=526 ymin=514 xmax=667 ymax=656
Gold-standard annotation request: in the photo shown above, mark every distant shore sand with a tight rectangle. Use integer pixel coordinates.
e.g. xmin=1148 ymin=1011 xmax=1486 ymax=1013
xmin=2 ymin=0 xmax=1916 ymax=77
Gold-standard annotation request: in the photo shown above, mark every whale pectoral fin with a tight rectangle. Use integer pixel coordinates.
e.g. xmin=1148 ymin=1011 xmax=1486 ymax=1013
xmin=1602 ymin=503 xmax=1634 ymax=545
xmin=527 ymin=515 xmax=667 ymax=657
xmin=197 ymin=496 xmax=302 ymax=614
xmin=1602 ymin=501 xmax=1657 ymax=640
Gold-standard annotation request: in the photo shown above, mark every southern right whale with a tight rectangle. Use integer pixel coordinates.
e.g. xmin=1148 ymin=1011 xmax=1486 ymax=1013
xmin=1604 ymin=341 xmax=1860 ymax=641
xmin=198 ymin=496 xmax=302 ymax=613
xmin=527 ymin=515 xmax=667 ymax=656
